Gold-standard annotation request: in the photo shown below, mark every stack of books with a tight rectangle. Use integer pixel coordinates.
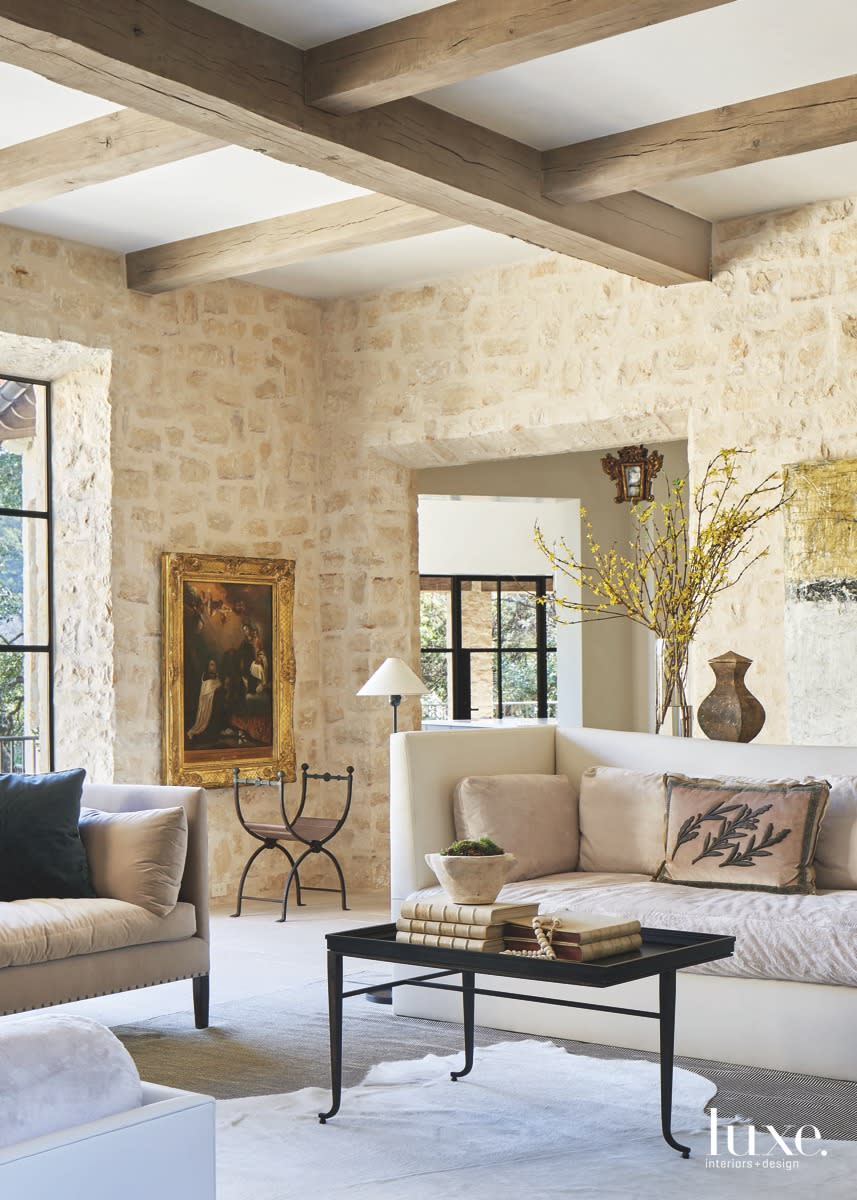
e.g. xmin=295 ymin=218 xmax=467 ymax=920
xmin=503 ymin=912 xmax=643 ymax=961
xmin=396 ymin=899 xmax=540 ymax=952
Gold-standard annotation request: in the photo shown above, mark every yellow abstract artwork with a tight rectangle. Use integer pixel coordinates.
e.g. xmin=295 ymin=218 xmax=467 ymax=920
xmin=784 ymin=459 xmax=857 ymax=589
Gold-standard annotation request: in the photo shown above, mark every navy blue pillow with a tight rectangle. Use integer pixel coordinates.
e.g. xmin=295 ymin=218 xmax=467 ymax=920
xmin=0 ymin=769 xmax=94 ymax=901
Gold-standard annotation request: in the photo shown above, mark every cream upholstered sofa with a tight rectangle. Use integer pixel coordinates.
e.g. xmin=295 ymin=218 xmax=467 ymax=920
xmin=390 ymin=725 xmax=857 ymax=1081
xmin=0 ymin=783 xmax=210 ymax=1027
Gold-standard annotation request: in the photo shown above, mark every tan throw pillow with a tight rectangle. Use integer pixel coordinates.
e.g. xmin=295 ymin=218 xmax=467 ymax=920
xmin=815 ymin=776 xmax=857 ymax=890
xmin=79 ymin=806 xmax=189 ymax=917
xmin=655 ymin=774 xmax=829 ymax=895
xmin=453 ymin=774 xmax=578 ymax=882
xmin=578 ymin=767 xmax=667 ymax=875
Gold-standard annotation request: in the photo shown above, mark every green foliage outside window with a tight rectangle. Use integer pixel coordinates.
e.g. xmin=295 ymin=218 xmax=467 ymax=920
xmin=0 ymin=449 xmax=24 ymax=738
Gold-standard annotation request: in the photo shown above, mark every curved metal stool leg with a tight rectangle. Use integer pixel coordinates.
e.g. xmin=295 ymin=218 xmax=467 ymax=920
xmin=319 ymin=845 xmax=349 ymax=911
xmin=231 ymin=843 xmax=268 ymax=917
xmin=277 ymin=847 xmax=314 ymax=922
xmin=273 ymin=843 xmax=305 ymax=906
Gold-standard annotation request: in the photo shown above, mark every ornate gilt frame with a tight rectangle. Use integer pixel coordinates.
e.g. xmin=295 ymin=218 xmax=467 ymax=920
xmin=161 ymin=552 xmax=296 ymax=787
xmin=601 ymin=444 xmax=664 ymax=504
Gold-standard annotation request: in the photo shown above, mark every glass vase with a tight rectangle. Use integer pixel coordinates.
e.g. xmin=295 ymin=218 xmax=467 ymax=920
xmin=655 ymin=637 xmax=693 ymax=737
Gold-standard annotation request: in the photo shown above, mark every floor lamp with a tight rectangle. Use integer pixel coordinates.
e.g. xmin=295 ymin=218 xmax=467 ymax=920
xmin=357 ymin=657 xmax=427 ymax=1004
xmin=356 ymin=657 xmax=427 ymax=733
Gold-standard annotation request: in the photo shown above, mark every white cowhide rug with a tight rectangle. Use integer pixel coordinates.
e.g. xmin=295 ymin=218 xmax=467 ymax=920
xmin=216 ymin=1041 xmax=856 ymax=1199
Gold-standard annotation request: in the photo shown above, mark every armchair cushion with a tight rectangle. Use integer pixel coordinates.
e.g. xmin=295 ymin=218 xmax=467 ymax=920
xmin=79 ymin=805 xmax=188 ymax=917
xmin=0 ymin=769 xmax=93 ymax=902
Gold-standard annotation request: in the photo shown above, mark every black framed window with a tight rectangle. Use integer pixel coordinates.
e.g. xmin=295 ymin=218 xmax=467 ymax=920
xmin=419 ymin=576 xmax=556 ymax=722
xmin=0 ymin=375 xmax=53 ymax=772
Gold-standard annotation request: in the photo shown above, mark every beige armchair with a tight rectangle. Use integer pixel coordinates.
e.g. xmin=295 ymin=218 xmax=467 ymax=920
xmin=0 ymin=783 xmax=210 ymax=1027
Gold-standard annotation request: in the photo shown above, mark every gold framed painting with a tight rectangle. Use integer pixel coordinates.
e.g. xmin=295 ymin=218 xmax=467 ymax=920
xmin=162 ymin=553 xmax=296 ymax=787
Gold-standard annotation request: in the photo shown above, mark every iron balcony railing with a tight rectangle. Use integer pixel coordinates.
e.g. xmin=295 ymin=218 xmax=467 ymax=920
xmin=0 ymin=734 xmax=39 ymax=774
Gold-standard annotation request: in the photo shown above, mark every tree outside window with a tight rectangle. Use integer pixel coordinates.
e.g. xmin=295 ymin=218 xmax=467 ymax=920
xmin=0 ymin=377 xmax=52 ymax=772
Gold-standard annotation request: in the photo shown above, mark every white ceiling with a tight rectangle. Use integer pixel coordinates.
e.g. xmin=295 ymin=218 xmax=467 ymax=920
xmin=2 ymin=0 xmax=857 ymax=296
xmin=244 ymin=228 xmax=547 ymax=300
xmin=6 ymin=146 xmax=368 ymax=254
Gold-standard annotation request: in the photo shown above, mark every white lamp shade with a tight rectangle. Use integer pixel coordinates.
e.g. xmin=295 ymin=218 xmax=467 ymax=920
xmin=357 ymin=657 xmax=427 ymax=697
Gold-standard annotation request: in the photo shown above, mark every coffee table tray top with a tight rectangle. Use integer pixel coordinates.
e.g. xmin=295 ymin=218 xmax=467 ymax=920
xmin=324 ymin=922 xmax=735 ymax=987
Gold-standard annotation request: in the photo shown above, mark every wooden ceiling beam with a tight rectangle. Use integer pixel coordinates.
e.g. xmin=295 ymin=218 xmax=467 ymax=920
xmin=0 ymin=0 xmax=711 ymax=286
xmin=306 ymin=0 xmax=737 ymax=115
xmin=126 ymin=193 xmax=460 ymax=293
xmin=0 ymin=109 xmax=219 ymax=211
xmin=543 ymin=73 xmax=857 ymax=203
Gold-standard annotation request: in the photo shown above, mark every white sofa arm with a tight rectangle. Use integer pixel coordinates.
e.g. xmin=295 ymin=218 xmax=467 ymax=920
xmin=390 ymin=726 xmax=556 ymax=913
xmin=0 ymin=1084 xmax=215 ymax=1200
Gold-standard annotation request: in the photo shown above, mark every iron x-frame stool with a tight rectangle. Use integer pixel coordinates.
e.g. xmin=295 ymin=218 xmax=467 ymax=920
xmin=231 ymin=762 xmax=354 ymax=922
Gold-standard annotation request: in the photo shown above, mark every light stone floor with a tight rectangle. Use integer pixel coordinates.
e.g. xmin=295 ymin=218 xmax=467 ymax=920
xmin=57 ymin=891 xmax=391 ymax=1028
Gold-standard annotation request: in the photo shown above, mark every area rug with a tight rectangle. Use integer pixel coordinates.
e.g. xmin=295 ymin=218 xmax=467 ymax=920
xmin=216 ymin=1041 xmax=854 ymax=1200
xmin=113 ymin=978 xmax=857 ymax=1139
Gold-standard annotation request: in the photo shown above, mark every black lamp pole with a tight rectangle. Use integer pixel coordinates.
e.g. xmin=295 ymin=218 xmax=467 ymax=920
xmin=390 ymin=694 xmax=402 ymax=732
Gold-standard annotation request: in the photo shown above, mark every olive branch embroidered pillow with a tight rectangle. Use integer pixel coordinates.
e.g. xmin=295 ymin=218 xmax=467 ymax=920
xmin=655 ymin=774 xmax=830 ymax=894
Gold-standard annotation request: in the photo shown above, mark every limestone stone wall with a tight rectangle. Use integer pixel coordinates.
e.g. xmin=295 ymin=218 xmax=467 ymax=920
xmin=6 ymin=192 xmax=857 ymax=896
xmin=0 ymin=226 xmax=324 ymax=899
xmin=319 ymin=195 xmax=857 ymax=856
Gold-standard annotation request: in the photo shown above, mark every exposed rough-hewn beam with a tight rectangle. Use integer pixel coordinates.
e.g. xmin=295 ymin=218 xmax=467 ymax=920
xmin=544 ymin=73 xmax=857 ymax=202
xmin=306 ymin=0 xmax=736 ymax=115
xmin=126 ymin=193 xmax=460 ymax=293
xmin=0 ymin=109 xmax=219 ymax=211
xmin=0 ymin=0 xmax=711 ymax=286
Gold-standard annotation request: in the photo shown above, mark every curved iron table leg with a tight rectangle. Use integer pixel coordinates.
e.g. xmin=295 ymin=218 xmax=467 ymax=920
xmin=319 ymin=845 xmax=349 ymax=911
xmin=231 ymin=843 xmax=268 ymax=917
xmin=659 ymin=971 xmax=691 ymax=1158
xmin=451 ymin=971 xmax=475 ymax=1081
xmin=318 ymin=950 xmax=343 ymax=1123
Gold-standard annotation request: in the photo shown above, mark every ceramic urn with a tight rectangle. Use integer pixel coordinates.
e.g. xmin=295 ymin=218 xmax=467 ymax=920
xmin=697 ymin=650 xmax=765 ymax=743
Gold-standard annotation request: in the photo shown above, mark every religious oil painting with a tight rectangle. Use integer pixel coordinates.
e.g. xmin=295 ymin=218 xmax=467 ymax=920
xmin=162 ymin=553 xmax=296 ymax=787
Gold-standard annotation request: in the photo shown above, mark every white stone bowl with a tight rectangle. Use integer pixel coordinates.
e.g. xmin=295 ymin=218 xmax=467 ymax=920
xmin=425 ymin=851 xmax=517 ymax=905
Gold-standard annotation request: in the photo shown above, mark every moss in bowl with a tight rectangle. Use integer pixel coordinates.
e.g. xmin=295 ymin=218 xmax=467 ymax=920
xmin=426 ymin=836 xmax=517 ymax=904
xmin=440 ymin=837 xmax=505 ymax=857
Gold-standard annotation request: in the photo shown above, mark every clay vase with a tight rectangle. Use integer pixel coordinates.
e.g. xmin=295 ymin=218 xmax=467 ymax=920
xmin=697 ymin=651 xmax=765 ymax=743
xmin=425 ymin=851 xmax=517 ymax=905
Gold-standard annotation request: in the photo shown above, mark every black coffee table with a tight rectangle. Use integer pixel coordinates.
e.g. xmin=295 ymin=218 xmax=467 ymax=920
xmin=318 ymin=922 xmax=734 ymax=1157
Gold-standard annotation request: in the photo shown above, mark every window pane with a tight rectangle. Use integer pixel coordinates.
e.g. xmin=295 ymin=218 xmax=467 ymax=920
xmin=469 ymin=650 xmax=497 ymax=719
xmin=500 ymin=581 xmax=538 ymax=647
xmin=420 ymin=650 xmax=451 ymax=722
xmin=547 ymin=649 xmax=557 ymax=718
xmin=461 ymin=580 xmax=497 ymax=649
xmin=544 ymin=587 xmax=557 ymax=651
xmin=500 ymin=651 xmax=538 ymax=719
xmin=0 ymin=650 xmax=47 ymax=772
xmin=0 ymin=380 xmax=48 ymax=511
xmin=0 ymin=515 xmax=50 ymax=646
xmin=420 ymin=584 xmax=451 ymax=649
